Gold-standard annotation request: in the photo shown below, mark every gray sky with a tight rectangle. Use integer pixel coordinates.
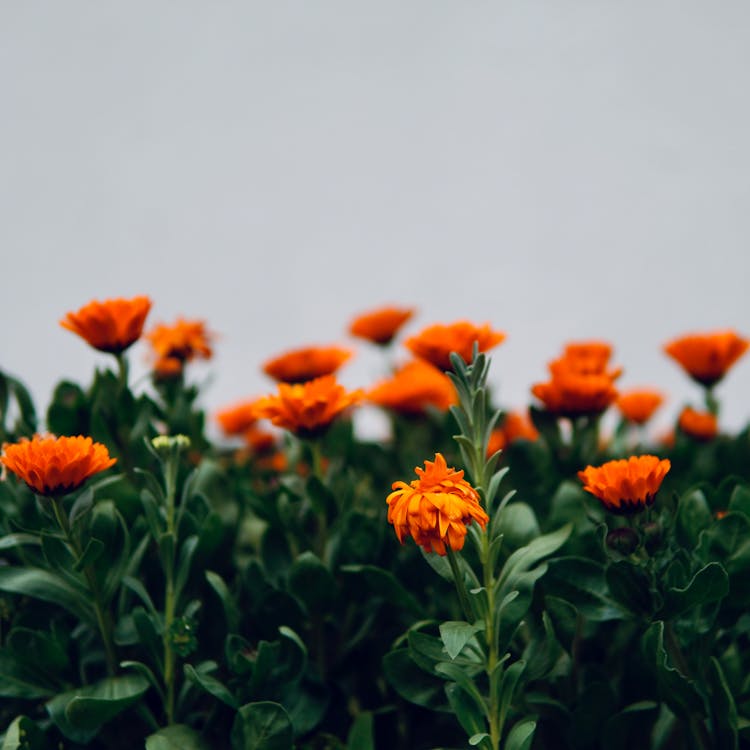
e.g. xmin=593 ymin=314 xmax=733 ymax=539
xmin=2 ymin=2 xmax=749 ymax=437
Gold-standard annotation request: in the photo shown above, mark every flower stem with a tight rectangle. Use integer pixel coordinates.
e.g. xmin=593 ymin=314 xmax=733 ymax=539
xmin=162 ymin=452 xmax=179 ymax=726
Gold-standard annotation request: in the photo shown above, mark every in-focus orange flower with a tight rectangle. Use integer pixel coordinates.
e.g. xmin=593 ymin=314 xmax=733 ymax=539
xmin=252 ymin=375 xmax=363 ymax=438
xmin=616 ymin=389 xmax=665 ymax=425
xmin=1 ymin=435 xmax=117 ymax=496
xmin=368 ymin=360 xmax=457 ymax=415
xmin=60 ymin=296 xmax=152 ymax=354
xmin=578 ymin=455 xmax=671 ymax=515
xmin=349 ymin=305 xmax=414 ymax=345
xmin=404 ymin=321 xmax=506 ymax=371
xmin=216 ymin=399 xmax=260 ymax=437
xmin=387 ymin=453 xmax=488 ymax=555
xmin=678 ymin=406 xmax=718 ymax=441
xmin=487 ymin=410 xmax=539 ymax=455
xmin=262 ymin=345 xmax=353 ymax=384
xmin=147 ymin=318 xmax=213 ymax=376
xmin=664 ymin=330 xmax=749 ymax=388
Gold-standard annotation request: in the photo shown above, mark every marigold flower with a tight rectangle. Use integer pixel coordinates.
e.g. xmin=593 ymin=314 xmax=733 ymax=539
xmin=1 ymin=435 xmax=117 ymax=496
xmin=616 ymin=389 xmax=665 ymax=425
xmin=262 ymin=345 xmax=353 ymax=384
xmin=147 ymin=318 xmax=213 ymax=376
xmin=487 ymin=410 xmax=539 ymax=455
xmin=216 ymin=399 xmax=260 ymax=436
xmin=678 ymin=406 xmax=718 ymax=441
xmin=559 ymin=341 xmax=620 ymax=377
xmin=60 ymin=296 xmax=152 ymax=354
xmin=664 ymin=330 xmax=749 ymax=387
xmin=252 ymin=375 xmax=363 ymax=438
xmin=349 ymin=305 xmax=414 ymax=345
xmin=387 ymin=453 xmax=489 ymax=555
xmin=578 ymin=455 xmax=671 ymax=515
xmin=404 ymin=321 xmax=506 ymax=371
xmin=368 ymin=360 xmax=457 ymax=414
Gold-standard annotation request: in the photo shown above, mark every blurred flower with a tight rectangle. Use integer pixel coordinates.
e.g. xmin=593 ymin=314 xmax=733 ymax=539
xmin=368 ymin=360 xmax=457 ymax=414
xmin=558 ymin=341 xmax=622 ymax=378
xmin=147 ymin=318 xmax=213 ymax=376
xmin=616 ymin=388 xmax=665 ymax=425
xmin=578 ymin=455 xmax=671 ymax=514
xmin=404 ymin=321 xmax=506 ymax=371
xmin=387 ymin=453 xmax=488 ymax=555
xmin=60 ymin=295 xmax=152 ymax=354
xmin=263 ymin=345 xmax=352 ymax=383
xmin=664 ymin=330 xmax=749 ymax=388
xmin=487 ymin=410 xmax=539 ymax=455
xmin=678 ymin=406 xmax=718 ymax=441
xmin=1 ymin=434 xmax=116 ymax=496
xmin=349 ymin=305 xmax=414 ymax=345
xmin=216 ymin=399 xmax=260 ymax=436
xmin=252 ymin=375 xmax=362 ymax=438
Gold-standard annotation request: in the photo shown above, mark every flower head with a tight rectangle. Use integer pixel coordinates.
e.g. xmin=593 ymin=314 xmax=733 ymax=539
xmin=60 ymin=296 xmax=152 ymax=354
xmin=664 ymin=330 xmax=749 ymax=388
xmin=216 ymin=399 xmax=260 ymax=437
xmin=678 ymin=406 xmax=718 ymax=441
xmin=368 ymin=360 xmax=457 ymax=414
xmin=349 ymin=305 xmax=414 ymax=345
xmin=386 ymin=453 xmax=489 ymax=555
xmin=263 ymin=345 xmax=353 ymax=384
xmin=578 ymin=455 xmax=671 ymax=515
xmin=146 ymin=318 xmax=213 ymax=376
xmin=487 ymin=410 xmax=539 ymax=455
xmin=1 ymin=435 xmax=117 ymax=496
xmin=252 ymin=375 xmax=362 ymax=438
xmin=616 ymin=389 xmax=665 ymax=425
xmin=404 ymin=321 xmax=506 ymax=371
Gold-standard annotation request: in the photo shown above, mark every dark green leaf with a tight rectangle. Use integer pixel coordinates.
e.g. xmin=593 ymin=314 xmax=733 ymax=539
xmin=660 ymin=562 xmax=729 ymax=619
xmin=145 ymin=724 xmax=211 ymax=750
xmin=287 ymin=552 xmax=336 ymax=614
xmin=0 ymin=567 xmax=93 ymax=622
xmin=606 ymin=561 xmax=653 ymax=616
xmin=231 ymin=701 xmax=294 ymax=750
xmin=504 ymin=719 xmax=536 ymax=750
xmin=1 ymin=715 xmax=46 ymax=750
xmin=184 ymin=663 xmax=238 ymax=709
xmin=346 ymin=711 xmax=374 ymax=750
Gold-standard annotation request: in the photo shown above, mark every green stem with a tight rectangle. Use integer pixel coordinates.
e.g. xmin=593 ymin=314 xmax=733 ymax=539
xmin=51 ymin=498 xmax=117 ymax=675
xmin=309 ymin=440 xmax=328 ymax=560
xmin=162 ymin=454 xmax=179 ymax=726
xmin=445 ymin=546 xmax=474 ymax=623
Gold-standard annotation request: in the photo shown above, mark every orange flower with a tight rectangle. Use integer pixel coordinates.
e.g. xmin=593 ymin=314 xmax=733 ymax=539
xmin=678 ymin=406 xmax=718 ymax=441
xmin=60 ymin=296 xmax=152 ymax=354
xmin=252 ymin=375 xmax=363 ymax=438
xmin=404 ymin=321 xmax=506 ymax=371
xmin=616 ymin=389 xmax=665 ymax=425
xmin=368 ymin=360 xmax=457 ymax=414
xmin=349 ymin=305 xmax=414 ymax=345
xmin=664 ymin=330 xmax=749 ymax=387
xmin=262 ymin=345 xmax=353 ymax=384
xmin=242 ymin=425 xmax=278 ymax=454
xmin=387 ymin=453 xmax=488 ymax=555
xmin=578 ymin=455 xmax=671 ymax=514
xmin=553 ymin=341 xmax=623 ymax=380
xmin=487 ymin=410 xmax=539 ymax=455
xmin=147 ymin=318 xmax=213 ymax=376
xmin=1 ymin=435 xmax=116 ymax=496
xmin=216 ymin=399 xmax=260 ymax=436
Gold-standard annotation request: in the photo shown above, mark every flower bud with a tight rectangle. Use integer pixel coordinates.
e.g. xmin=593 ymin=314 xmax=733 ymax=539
xmin=642 ymin=521 xmax=662 ymax=555
xmin=606 ymin=527 xmax=639 ymax=556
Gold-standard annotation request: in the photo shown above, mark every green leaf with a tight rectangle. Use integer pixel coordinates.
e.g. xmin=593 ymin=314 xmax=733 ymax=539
xmin=206 ymin=570 xmax=240 ymax=633
xmin=496 ymin=503 xmax=540 ymax=550
xmin=0 ymin=651 xmax=56 ymax=699
xmin=0 ymin=567 xmax=93 ymax=622
xmin=606 ymin=561 xmax=653 ymax=616
xmin=504 ymin=719 xmax=536 ymax=750
xmin=231 ymin=701 xmax=294 ymax=750
xmin=287 ymin=552 xmax=336 ymax=614
xmin=435 ymin=661 xmax=487 ymax=719
xmin=0 ymin=533 xmax=41 ymax=551
xmin=383 ymin=649 xmax=446 ymax=709
xmin=446 ymin=683 xmax=486 ymax=741
xmin=340 ymin=564 xmax=421 ymax=616
xmin=660 ymin=562 xmax=729 ymax=619
xmin=63 ymin=674 xmax=150 ymax=730
xmin=521 ymin=612 xmax=562 ymax=682
xmin=602 ymin=701 xmax=659 ymax=750
xmin=439 ymin=621 xmax=483 ymax=660
xmin=346 ymin=711 xmax=374 ymax=750
xmin=145 ymin=724 xmax=211 ymax=750
xmin=73 ymin=538 xmax=105 ymax=571
xmin=7 ymin=627 xmax=68 ymax=675
xmin=707 ymin=656 xmax=738 ymax=750
xmin=676 ymin=487 xmax=712 ymax=550
xmin=174 ymin=535 xmax=199 ymax=603
xmin=184 ymin=663 xmax=239 ymax=709
xmin=1 ymin=715 xmax=45 ymax=750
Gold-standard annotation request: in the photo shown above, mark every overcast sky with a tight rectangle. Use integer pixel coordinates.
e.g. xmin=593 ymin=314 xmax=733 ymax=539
xmin=2 ymin=2 xmax=749 ymax=438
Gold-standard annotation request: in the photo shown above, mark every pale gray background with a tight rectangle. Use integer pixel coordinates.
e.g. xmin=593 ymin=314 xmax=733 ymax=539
xmin=2 ymin=2 xmax=749 ymax=438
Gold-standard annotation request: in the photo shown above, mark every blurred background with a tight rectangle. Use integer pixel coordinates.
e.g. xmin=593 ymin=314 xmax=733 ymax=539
xmin=2 ymin=2 xmax=749 ymax=438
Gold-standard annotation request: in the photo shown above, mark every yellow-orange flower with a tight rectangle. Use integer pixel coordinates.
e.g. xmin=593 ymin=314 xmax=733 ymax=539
xmin=387 ymin=453 xmax=488 ymax=555
xmin=578 ymin=455 xmax=671 ymax=514
xmin=553 ymin=341 xmax=623 ymax=380
xmin=487 ymin=410 xmax=539 ymax=455
xmin=678 ymin=407 xmax=718 ymax=441
xmin=1 ymin=435 xmax=116 ymax=496
xmin=616 ymin=389 xmax=665 ymax=425
xmin=252 ymin=375 xmax=363 ymax=438
xmin=368 ymin=360 xmax=457 ymax=415
xmin=60 ymin=296 xmax=152 ymax=354
xmin=216 ymin=399 xmax=260 ymax=436
xmin=664 ymin=330 xmax=749 ymax=388
xmin=147 ymin=318 xmax=213 ymax=376
xmin=404 ymin=321 xmax=506 ymax=371
xmin=262 ymin=345 xmax=353 ymax=384
xmin=349 ymin=305 xmax=414 ymax=345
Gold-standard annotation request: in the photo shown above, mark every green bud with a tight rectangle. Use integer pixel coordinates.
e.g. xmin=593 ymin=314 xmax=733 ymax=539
xmin=151 ymin=434 xmax=191 ymax=453
xmin=606 ymin=527 xmax=639 ymax=557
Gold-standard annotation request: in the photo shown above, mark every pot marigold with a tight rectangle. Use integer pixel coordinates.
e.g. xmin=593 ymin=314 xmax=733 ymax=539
xmin=368 ymin=360 xmax=457 ymax=414
xmin=349 ymin=305 xmax=414 ymax=345
xmin=678 ymin=406 xmax=718 ymax=441
xmin=578 ymin=455 xmax=671 ymax=515
xmin=1 ymin=435 xmax=116 ymax=496
xmin=404 ymin=321 xmax=506 ymax=371
xmin=252 ymin=375 xmax=363 ymax=438
xmin=487 ymin=410 xmax=539 ymax=455
xmin=262 ymin=345 xmax=353 ymax=384
xmin=386 ymin=453 xmax=489 ymax=555
xmin=60 ymin=296 xmax=152 ymax=354
xmin=216 ymin=399 xmax=261 ymax=436
xmin=664 ymin=330 xmax=749 ymax=388
xmin=616 ymin=389 xmax=665 ymax=425
xmin=147 ymin=318 xmax=213 ymax=376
